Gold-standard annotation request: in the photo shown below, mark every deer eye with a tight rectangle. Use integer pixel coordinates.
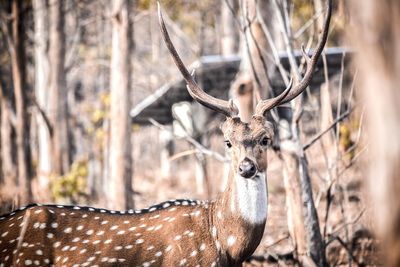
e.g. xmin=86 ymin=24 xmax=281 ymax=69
xmin=260 ymin=137 xmax=270 ymax=146
xmin=224 ymin=140 xmax=232 ymax=148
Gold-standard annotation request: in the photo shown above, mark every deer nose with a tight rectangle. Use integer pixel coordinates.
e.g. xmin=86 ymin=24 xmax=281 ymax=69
xmin=238 ymin=158 xmax=257 ymax=178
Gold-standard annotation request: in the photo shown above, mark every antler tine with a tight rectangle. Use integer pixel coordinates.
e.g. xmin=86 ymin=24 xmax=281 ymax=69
xmin=255 ymin=0 xmax=332 ymax=116
xmin=157 ymin=3 xmax=238 ymax=117
xmin=254 ymin=78 xmax=293 ymax=116
xmin=279 ymin=0 xmax=332 ymax=104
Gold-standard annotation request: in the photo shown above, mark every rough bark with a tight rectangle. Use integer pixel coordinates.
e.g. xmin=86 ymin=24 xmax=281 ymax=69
xmin=33 ymin=0 xmax=51 ymax=200
xmin=348 ymin=1 xmax=400 ymax=266
xmin=108 ymin=0 xmax=134 ymax=210
xmin=10 ymin=0 xmax=32 ymax=204
xmin=48 ymin=0 xmax=70 ymax=176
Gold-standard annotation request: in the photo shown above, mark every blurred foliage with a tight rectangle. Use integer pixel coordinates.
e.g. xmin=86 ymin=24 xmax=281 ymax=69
xmin=293 ymin=0 xmax=345 ymax=46
xmin=137 ymin=0 xmax=218 ymax=40
xmin=50 ymin=159 xmax=88 ymax=203
xmin=132 ymin=124 xmax=141 ymax=133
xmin=339 ymin=123 xmax=355 ymax=162
xmin=86 ymin=91 xmax=110 ymax=146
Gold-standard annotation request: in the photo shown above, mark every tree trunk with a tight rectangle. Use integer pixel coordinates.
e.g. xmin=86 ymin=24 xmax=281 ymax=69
xmin=10 ymin=0 xmax=32 ymax=204
xmin=48 ymin=0 xmax=70 ymax=176
xmin=221 ymin=0 xmax=239 ymax=55
xmin=348 ymin=1 xmax=400 ymax=266
xmin=33 ymin=0 xmax=51 ymax=200
xmin=108 ymin=0 xmax=134 ymax=210
xmin=0 ymin=83 xmax=16 ymax=189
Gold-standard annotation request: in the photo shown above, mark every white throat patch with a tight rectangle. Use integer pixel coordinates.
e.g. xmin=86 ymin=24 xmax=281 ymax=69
xmin=233 ymin=172 xmax=268 ymax=224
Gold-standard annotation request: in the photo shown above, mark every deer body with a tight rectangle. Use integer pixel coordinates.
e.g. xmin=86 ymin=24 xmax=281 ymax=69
xmin=0 ymin=170 xmax=267 ymax=267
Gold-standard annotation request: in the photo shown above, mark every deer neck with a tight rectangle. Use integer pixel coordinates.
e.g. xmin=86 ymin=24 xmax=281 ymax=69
xmin=209 ymin=168 xmax=268 ymax=262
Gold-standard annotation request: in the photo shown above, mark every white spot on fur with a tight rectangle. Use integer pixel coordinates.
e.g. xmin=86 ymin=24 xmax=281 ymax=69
xmin=199 ymin=243 xmax=206 ymax=251
xmin=96 ymin=230 xmax=105 ymax=236
xmin=211 ymin=226 xmax=217 ymax=237
xmin=227 ymin=235 xmax=236 ymax=247
xmin=86 ymin=229 xmax=94 ymax=235
xmin=215 ymin=240 xmax=221 ymax=250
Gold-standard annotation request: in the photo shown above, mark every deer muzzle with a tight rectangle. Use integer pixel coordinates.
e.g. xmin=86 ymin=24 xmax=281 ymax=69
xmin=238 ymin=157 xmax=258 ymax=178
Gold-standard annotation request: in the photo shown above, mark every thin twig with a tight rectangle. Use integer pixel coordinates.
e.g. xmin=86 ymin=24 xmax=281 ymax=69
xmin=149 ymin=118 xmax=229 ymax=162
xmin=327 ymin=235 xmax=360 ymax=265
xmin=328 ymin=208 xmax=366 ymax=239
xmin=293 ymin=11 xmax=323 ymax=39
xmin=304 ymin=108 xmax=353 ymax=151
xmin=265 ymin=233 xmax=290 ymax=249
xmin=338 ymin=145 xmax=368 ymax=178
xmin=168 ymin=149 xmax=198 ymax=161
xmin=32 ymin=97 xmax=54 ymax=138
xmin=323 ymin=179 xmax=335 ymax=239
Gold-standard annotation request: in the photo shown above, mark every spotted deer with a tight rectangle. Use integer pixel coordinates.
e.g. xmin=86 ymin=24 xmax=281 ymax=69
xmin=0 ymin=1 xmax=331 ymax=266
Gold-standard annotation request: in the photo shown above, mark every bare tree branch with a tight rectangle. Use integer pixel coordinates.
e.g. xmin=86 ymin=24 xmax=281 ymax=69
xmin=149 ymin=118 xmax=229 ymax=163
xmin=303 ymin=108 xmax=353 ymax=151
